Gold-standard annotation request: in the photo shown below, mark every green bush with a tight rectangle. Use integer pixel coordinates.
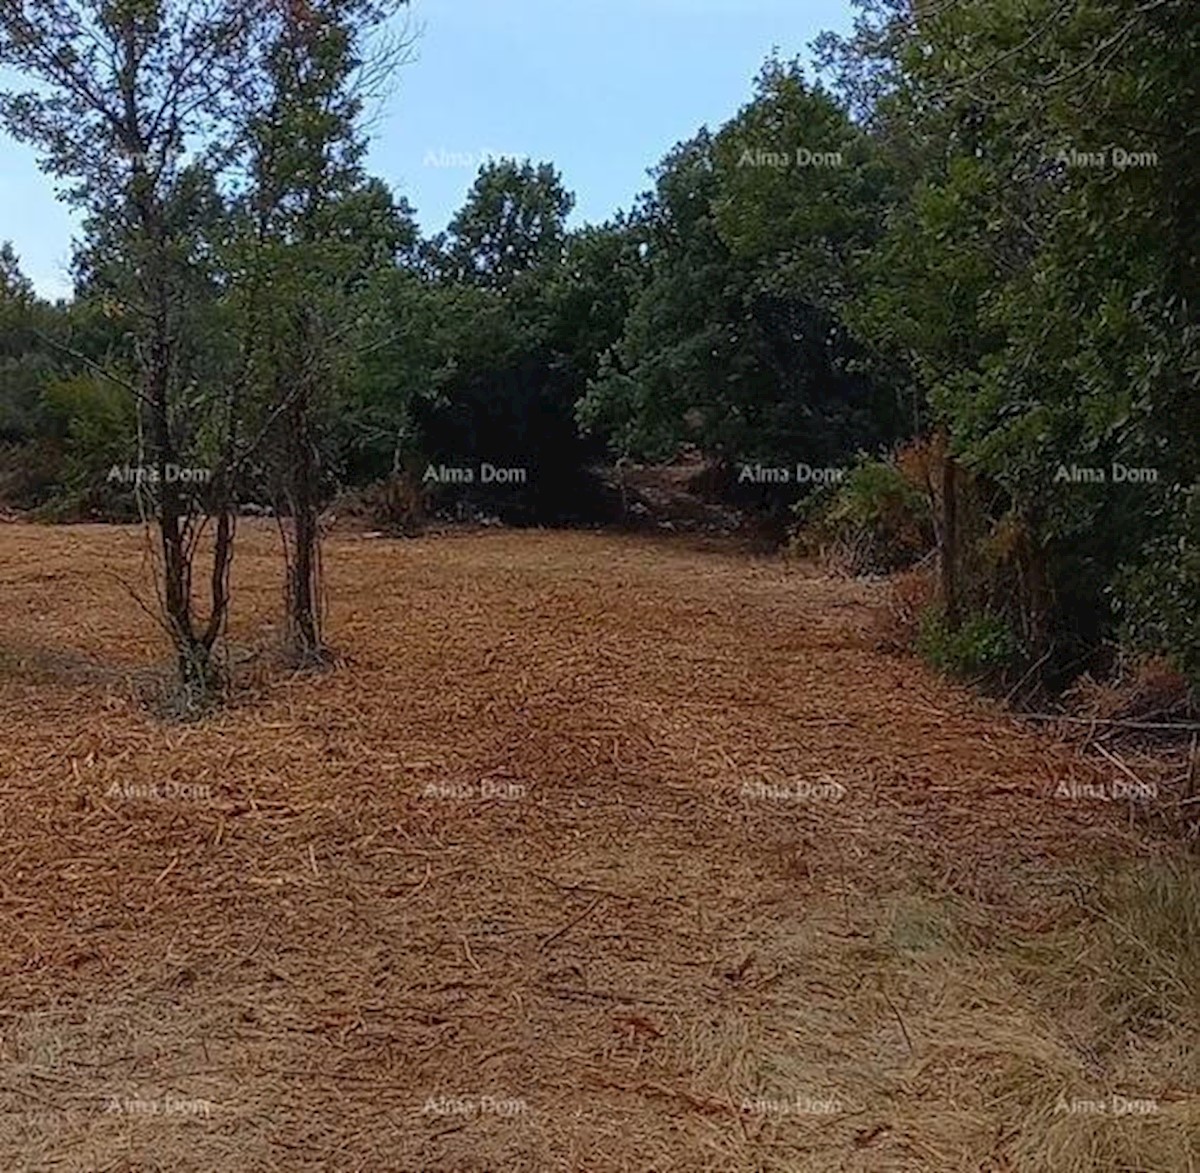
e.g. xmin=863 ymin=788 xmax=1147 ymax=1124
xmin=39 ymin=372 xmax=138 ymax=515
xmin=917 ymin=606 xmax=1019 ymax=679
xmin=792 ymin=455 xmax=933 ymax=573
xmin=1110 ymin=484 xmax=1200 ymax=694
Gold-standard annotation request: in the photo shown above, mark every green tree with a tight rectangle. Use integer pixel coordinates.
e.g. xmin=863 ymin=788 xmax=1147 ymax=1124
xmin=0 ymin=0 xmax=263 ymax=702
xmin=819 ymin=0 xmax=1199 ymax=685
xmin=436 ymin=159 xmax=575 ymax=292
xmin=578 ymin=116 xmax=900 ymax=496
xmin=238 ymin=0 xmax=411 ymax=660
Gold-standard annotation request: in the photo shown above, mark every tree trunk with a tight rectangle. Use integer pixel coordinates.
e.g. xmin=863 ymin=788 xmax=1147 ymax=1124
xmin=146 ymin=288 xmax=217 ymax=701
xmin=285 ymin=386 xmax=324 ymax=662
xmin=940 ymin=439 xmax=961 ymax=630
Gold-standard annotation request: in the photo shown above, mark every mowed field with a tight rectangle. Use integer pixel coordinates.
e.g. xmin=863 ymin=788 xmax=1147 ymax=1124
xmin=0 ymin=522 xmax=1196 ymax=1172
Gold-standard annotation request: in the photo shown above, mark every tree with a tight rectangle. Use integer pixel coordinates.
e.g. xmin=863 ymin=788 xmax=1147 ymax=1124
xmin=578 ymin=117 xmax=900 ymax=506
xmin=0 ymin=0 xmax=264 ymax=704
xmin=239 ymin=0 xmax=411 ymax=661
xmin=0 ymin=242 xmax=33 ymax=303
xmin=437 ymin=159 xmax=575 ymax=292
xmin=352 ymin=165 xmax=626 ymax=526
xmin=0 ymin=244 xmax=64 ymax=468
xmin=818 ymin=0 xmax=1199 ymax=684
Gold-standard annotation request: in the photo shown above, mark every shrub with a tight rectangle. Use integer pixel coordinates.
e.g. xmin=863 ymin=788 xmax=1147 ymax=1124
xmin=1111 ymin=485 xmax=1200 ymax=696
xmin=39 ymin=373 xmax=139 ymax=517
xmin=875 ymin=564 xmax=937 ymax=650
xmin=0 ymin=439 xmax=64 ymax=509
xmin=791 ymin=453 xmax=934 ymax=573
xmin=917 ymin=605 xmax=1020 ymax=679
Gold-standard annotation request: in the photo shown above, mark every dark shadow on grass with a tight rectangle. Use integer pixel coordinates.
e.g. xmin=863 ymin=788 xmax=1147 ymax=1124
xmin=0 ymin=642 xmax=129 ymax=687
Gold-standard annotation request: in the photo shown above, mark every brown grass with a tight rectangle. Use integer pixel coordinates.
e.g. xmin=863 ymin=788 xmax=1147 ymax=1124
xmin=1063 ymin=656 xmax=1194 ymax=724
xmin=0 ymin=522 xmax=1196 ymax=1171
xmin=873 ymin=562 xmax=937 ymax=652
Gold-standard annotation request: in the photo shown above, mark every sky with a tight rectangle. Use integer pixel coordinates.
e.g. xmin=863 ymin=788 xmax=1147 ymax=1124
xmin=0 ymin=0 xmax=855 ymax=300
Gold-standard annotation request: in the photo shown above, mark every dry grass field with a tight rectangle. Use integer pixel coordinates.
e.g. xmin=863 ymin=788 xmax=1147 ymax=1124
xmin=0 ymin=522 xmax=1196 ymax=1171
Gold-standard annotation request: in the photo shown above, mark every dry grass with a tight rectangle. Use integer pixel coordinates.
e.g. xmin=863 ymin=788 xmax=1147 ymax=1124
xmin=873 ymin=562 xmax=937 ymax=652
xmin=0 ymin=521 xmax=1196 ymax=1172
xmin=1063 ymin=656 xmax=1194 ymax=724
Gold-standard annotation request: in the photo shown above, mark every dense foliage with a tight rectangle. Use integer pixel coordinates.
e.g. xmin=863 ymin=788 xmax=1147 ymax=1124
xmin=1 ymin=0 xmax=1195 ymax=690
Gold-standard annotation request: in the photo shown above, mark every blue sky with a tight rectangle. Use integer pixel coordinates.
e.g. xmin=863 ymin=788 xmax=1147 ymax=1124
xmin=1 ymin=0 xmax=853 ymax=299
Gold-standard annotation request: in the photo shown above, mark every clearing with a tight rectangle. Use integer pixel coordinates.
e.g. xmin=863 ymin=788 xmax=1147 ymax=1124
xmin=0 ymin=523 xmax=1195 ymax=1171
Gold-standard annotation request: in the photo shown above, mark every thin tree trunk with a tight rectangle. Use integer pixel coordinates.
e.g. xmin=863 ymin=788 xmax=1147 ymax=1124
xmin=146 ymin=293 xmax=214 ymax=697
xmin=940 ymin=438 xmax=961 ymax=630
xmin=285 ymin=382 xmax=324 ymax=661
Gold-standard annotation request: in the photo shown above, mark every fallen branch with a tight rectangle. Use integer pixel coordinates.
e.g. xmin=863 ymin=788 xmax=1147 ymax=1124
xmin=879 ymin=983 xmax=915 ymax=1056
xmin=1093 ymin=743 xmax=1152 ymax=793
xmin=1021 ymin=715 xmax=1200 ymax=732
xmin=538 ymin=895 xmax=607 ymax=952
xmin=1004 ymin=647 xmax=1054 ymax=705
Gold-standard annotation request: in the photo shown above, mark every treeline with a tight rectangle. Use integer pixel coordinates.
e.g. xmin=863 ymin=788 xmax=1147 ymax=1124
xmin=806 ymin=0 xmax=1198 ymax=694
xmin=1 ymin=0 xmax=1196 ymax=698
xmin=1 ymin=90 xmax=905 ymax=531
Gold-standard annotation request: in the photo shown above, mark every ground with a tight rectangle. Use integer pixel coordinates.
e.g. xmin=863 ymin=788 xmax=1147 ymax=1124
xmin=0 ymin=523 xmax=1195 ymax=1172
